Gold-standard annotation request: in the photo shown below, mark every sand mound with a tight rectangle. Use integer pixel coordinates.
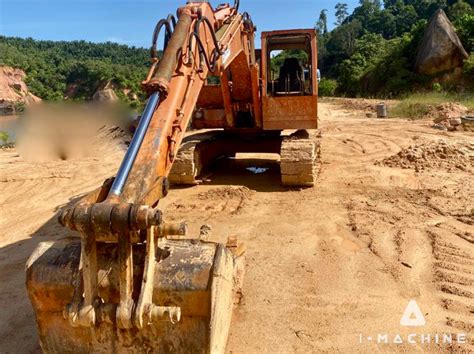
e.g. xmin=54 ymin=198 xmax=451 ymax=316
xmin=198 ymin=186 xmax=254 ymax=200
xmin=323 ymin=98 xmax=398 ymax=113
xmin=429 ymin=102 xmax=469 ymax=131
xmin=377 ymin=140 xmax=474 ymax=171
xmin=430 ymin=102 xmax=468 ymax=121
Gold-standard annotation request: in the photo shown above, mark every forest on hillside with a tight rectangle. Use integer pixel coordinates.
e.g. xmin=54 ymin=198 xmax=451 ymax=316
xmin=315 ymin=0 xmax=474 ymax=96
xmin=0 ymin=0 xmax=473 ymax=103
xmin=0 ymin=37 xmax=150 ymax=106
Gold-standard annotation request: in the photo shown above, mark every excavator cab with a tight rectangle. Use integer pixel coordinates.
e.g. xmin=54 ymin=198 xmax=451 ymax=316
xmin=261 ymin=29 xmax=318 ymax=130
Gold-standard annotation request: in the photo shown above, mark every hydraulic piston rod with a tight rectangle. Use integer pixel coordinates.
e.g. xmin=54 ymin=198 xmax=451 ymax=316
xmin=109 ymin=92 xmax=160 ymax=197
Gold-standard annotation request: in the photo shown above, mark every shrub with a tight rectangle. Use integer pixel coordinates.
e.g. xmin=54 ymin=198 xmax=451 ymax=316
xmin=455 ymin=14 xmax=474 ymax=52
xmin=463 ymin=53 xmax=474 ymax=76
xmin=432 ymin=83 xmax=442 ymax=92
xmin=390 ymin=101 xmax=432 ymax=119
xmin=0 ymin=131 xmax=9 ymax=145
xmin=319 ymin=78 xmax=338 ymax=96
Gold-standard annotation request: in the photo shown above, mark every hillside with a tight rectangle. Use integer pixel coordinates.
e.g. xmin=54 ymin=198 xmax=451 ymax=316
xmin=317 ymin=0 xmax=474 ymax=97
xmin=0 ymin=36 xmax=150 ymax=107
xmin=0 ymin=66 xmax=41 ymax=115
xmin=0 ymin=0 xmax=473 ymax=102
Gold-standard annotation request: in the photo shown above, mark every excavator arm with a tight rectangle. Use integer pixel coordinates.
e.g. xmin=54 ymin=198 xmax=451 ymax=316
xmin=115 ymin=1 xmax=257 ymax=206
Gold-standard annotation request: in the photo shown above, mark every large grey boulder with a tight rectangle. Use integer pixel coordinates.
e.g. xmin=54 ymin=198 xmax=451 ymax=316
xmin=415 ymin=9 xmax=468 ymax=75
xmin=92 ymin=88 xmax=118 ymax=102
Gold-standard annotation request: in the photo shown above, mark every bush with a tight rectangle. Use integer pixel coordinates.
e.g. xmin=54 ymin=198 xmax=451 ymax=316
xmin=463 ymin=53 xmax=474 ymax=76
xmin=319 ymin=78 xmax=338 ymax=96
xmin=336 ymin=33 xmax=387 ymax=96
xmin=455 ymin=14 xmax=474 ymax=53
xmin=390 ymin=101 xmax=432 ymax=119
xmin=432 ymin=83 xmax=442 ymax=92
xmin=0 ymin=131 xmax=9 ymax=145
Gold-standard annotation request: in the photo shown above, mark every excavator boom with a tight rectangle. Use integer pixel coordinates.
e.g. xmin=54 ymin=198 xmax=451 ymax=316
xmin=112 ymin=2 xmax=257 ymax=205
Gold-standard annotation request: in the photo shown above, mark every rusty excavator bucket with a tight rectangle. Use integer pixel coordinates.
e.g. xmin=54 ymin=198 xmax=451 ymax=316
xmin=26 ymin=234 xmax=244 ymax=353
xmin=26 ymin=176 xmax=245 ymax=353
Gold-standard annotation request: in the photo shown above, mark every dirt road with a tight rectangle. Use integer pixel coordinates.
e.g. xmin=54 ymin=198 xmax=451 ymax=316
xmin=0 ymin=100 xmax=472 ymax=352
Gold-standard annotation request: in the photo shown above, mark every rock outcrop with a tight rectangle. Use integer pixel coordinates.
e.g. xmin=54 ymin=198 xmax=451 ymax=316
xmin=92 ymin=88 xmax=118 ymax=102
xmin=0 ymin=66 xmax=41 ymax=115
xmin=415 ymin=9 xmax=468 ymax=75
xmin=92 ymin=81 xmax=119 ymax=102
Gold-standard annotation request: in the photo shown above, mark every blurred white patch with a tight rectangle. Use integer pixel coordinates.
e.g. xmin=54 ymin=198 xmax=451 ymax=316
xmin=16 ymin=102 xmax=131 ymax=162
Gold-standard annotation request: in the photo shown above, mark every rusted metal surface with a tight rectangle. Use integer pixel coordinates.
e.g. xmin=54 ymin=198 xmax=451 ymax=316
xmin=261 ymin=29 xmax=318 ymax=131
xmin=250 ymin=64 xmax=262 ymax=127
xmin=262 ymin=95 xmax=318 ymax=130
xmin=228 ymin=51 xmax=253 ymax=102
xmin=194 ymin=12 xmax=260 ymax=130
xmin=135 ymin=227 xmax=181 ymax=329
xmin=220 ymin=71 xmax=234 ymax=127
xmin=59 ymin=203 xmax=162 ymax=242
xmin=26 ymin=238 xmax=242 ymax=353
xmin=120 ymin=2 xmax=242 ymax=205
xmin=144 ymin=11 xmax=193 ymax=96
xmin=197 ymin=85 xmax=224 ymax=107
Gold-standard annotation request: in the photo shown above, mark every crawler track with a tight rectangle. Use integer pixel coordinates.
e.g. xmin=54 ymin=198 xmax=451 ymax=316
xmin=280 ymin=137 xmax=321 ymax=187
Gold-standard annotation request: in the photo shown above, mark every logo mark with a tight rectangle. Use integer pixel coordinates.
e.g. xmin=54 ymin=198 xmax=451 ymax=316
xmin=400 ymin=300 xmax=426 ymax=327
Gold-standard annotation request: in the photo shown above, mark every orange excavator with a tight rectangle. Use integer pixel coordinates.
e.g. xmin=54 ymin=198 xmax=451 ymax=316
xmin=26 ymin=1 xmax=320 ymax=352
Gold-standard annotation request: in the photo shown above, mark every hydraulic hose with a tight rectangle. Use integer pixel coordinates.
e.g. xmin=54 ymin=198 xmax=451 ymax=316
xmin=151 ymin=19 xmax=173 ymax=59
xmin=188 ymin=15 xmax=224 ymax=73
xmin=148 ymin=12 xmax=193 ymax=95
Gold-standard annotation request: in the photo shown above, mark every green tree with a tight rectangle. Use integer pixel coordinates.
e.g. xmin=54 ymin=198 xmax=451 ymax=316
xmin=337 ymin=33 xmax=387 ymax=95
xmin=455 ymin=13 xmax=474 ymax=52
xmin=391 ymin=2 xmax=419 ymax=36
xmin=326 ymin=20 xmax=363 ymax=58
xmin=316 ymin=9 xmax=329 ymax=34
xmin=0 ymin=36 xmax=149 ymax=105
xmin=335 ymin=3 xmax=349 ymax=25
xmin=313 ymin=0 xmax=474 ymax=97
xmin=449 ymin=0 xmax=473 ymax=21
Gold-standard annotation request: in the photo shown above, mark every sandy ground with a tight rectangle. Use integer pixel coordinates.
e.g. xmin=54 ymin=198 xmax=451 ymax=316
xmin=0 ymin=100 xmax=473 ymax=353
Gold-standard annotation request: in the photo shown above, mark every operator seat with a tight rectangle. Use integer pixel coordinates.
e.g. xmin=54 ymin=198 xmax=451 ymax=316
xmin=278 ymin=57 xmax=303 ymax=93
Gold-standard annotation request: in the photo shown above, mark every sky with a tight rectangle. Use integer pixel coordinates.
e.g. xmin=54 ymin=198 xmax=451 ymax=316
xmin=0 ymin=0 xmax=357 ymax=48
